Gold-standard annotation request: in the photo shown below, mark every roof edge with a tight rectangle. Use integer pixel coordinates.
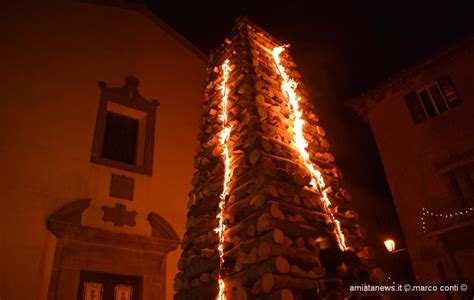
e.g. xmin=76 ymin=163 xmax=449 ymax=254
xmin=81 ymin=0 xmax=208 ymax=63
xmin=347 ymin=34 xmax=474 ymax=122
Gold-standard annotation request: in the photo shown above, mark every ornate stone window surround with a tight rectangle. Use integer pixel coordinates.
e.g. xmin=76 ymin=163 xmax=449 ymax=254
xmin=91 ymin=76 xmax=159 ymax=176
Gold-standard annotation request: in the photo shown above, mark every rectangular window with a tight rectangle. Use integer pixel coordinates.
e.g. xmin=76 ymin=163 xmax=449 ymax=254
xmin=102 ymin=112 xmax=139 ymax=165
xmin=451 ymin=163 xmax=474 ymax=208
xmin=429 ymin=84 xmax=447 ymax=113
xmin=404 ymin=74 xmax=460 ymax=125
xmin=91 ymin=77 xmax=159 ymax=176
xmin=404 ymin=92 xmax=427 ymax=124
xmin=419 ymin=89 xmax=437 ymax=117
xmin=438 ymin=74 xmax=461 ymax=107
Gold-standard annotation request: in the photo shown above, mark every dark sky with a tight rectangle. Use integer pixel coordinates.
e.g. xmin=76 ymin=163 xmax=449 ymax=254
xmin=149 ymin=1 xmax=472 ymax=98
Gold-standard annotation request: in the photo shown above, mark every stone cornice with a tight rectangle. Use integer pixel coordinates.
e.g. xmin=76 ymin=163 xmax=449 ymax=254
xmin=47 ymin=199 xmax=180 ymax=254
xmin=49 ymin=220 xmax=179 ymax=254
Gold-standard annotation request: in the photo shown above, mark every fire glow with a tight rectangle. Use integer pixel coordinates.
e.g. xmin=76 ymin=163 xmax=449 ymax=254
xmin=214 ymin=58 xmax=232 ymax=300
xmin=271 ymin=46 xmax=347 ymax=251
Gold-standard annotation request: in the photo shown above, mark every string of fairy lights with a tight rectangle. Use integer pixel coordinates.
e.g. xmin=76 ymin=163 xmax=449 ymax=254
xmin=421 ymin=206 xmax=474 ymax=234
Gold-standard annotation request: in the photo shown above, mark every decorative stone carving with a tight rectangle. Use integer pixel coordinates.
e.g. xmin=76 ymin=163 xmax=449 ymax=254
xmin=47 ymin=198 xmax=91 ymax=226
xmin=91 ymin=76 xmax=160 ymax=176
xmin=148 ymin=212 xmax=181 ymax=242
xmin=101 ymin=203 xmax=137 ymax=227
xmin=46 ymin=199 xmax=181 ymax=300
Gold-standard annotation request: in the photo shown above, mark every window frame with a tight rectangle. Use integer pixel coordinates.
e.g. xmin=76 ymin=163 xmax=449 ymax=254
xmin=404 ymin=74 xmax=460 ymax=125
xmin=91 ymin=77 xmax=159 ymax=176
xmin=416 ymin=82 xmax=449 ymax=117
xmin=101 ymin=111 xmax=140 ymax=165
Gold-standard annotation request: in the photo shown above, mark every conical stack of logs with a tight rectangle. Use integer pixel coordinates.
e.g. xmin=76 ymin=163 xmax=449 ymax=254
xmin=175 ymin=18 xmax=382 ymax=300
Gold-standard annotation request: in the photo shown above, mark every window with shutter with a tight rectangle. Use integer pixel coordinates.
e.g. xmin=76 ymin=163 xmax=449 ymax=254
xmin=437 ymin=74 xmax=461 ymax=107
xmin=404 ymin=74 xmax=460 ymax=125
xmin=404 ymin=92 xmax=427 ymax=124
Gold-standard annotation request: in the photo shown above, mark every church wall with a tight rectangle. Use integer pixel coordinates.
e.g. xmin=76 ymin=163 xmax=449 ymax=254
xmin=0 ymin=1 xmax=206 ymax=299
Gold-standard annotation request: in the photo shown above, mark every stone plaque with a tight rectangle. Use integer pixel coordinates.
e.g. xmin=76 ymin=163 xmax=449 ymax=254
xmin=110 ymin=174 xmax=134 ymax=200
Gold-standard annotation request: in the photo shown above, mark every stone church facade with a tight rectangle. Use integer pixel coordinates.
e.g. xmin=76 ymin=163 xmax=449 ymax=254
xmin=0 ymin=0 xmax=206 ymax=299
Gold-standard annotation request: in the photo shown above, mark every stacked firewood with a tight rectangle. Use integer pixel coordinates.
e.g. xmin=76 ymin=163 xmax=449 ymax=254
xmin=175 ymin=18 xmax=383 ymax=300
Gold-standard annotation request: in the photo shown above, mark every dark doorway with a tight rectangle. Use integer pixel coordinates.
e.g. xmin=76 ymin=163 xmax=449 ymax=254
xmin=77 ymin=271 xmax=142 ymax=300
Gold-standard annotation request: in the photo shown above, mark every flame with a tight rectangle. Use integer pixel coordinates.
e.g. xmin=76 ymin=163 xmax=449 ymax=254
xmin=214 ymin=58 xmax=232 ymax=300
xmin=272 ymin=46 xmax=347 ymax=251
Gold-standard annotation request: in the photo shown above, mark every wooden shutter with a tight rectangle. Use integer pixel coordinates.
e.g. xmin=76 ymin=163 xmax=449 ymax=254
xmin=437 ymin=74 xmax=461 ymax=107
xmin=404 ymin=91 xmax=427 ymax=124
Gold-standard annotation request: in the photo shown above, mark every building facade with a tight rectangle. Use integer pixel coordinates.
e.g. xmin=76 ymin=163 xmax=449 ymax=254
xmin=348 ymin=36 xmax=474 ymax=299
xmin=0 ymin=1 xmax=206 ymax=299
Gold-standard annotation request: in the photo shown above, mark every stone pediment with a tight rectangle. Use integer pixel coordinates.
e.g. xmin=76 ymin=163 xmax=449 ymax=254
xmin=47 ymin=199 xmax=180 ymax=252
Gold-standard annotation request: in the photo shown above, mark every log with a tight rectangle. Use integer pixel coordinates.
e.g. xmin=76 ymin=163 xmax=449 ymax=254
xmin=200 ymin=272 xmax=211 ymax=283
xmin=266 ymin=184 xmax=279 ymax=197
xmin=224 ymin=229 xmax=284 ymax=264
xmin=256 ymin=242 xmax=321 ymax=267
xmin=296 ymin=237 xmax=306 ymax=249
xmin=260 ymin=158 xmax=278 ymax=176
xmin=275 ymin=256 xmax=290 ymax=273
xmin=270 ymin=203 xmax=285 ymax=220
xmin=226 ymin=256 xmax=290 ymax=289
xmin=260 ymin=273 xmax=318 ymax=294
xmin=225 ymin=194 xmax=257 ymax=220
xmin=174 ymin=281 xmax=217 ymax=300
xmin=182 ymin=254 xmax=219 ymax=277
xmin=235 ymin=247 xmax=258 ymax=272
xmin=174 ymin=278 xmax=184 ymax=292
xmin=283 ymin=236 xmax=293 ymax=247
xmin=235 ymin=285 xmax=249 ymax=300
xmin=177 ymin=258 xmax=185 ymax=270
xmin=181 ymin=230 xmax=218 ymax=251
xmin=289 ymin=264 xmax=307 ymax=278
xmin=201 ymin=248 xmax=216 ymax=259
xmin=258 ymin=106 xmax=268 ymax=119
xmin=249 ymin=148 xmax=261 ymax=165
xmin=187 ymin=195 xmax=220 ymax=218
xmin=250 ymin=193 xmax=266 ymax=208
xmin=257 ymin=218 xmax=327 ymax=239
xmin=256 ymin=289 xmax=294 ymax=300
xmin=236 ymin=250 xmax=289 ymax=274
xmin=261 ymin=138 xmax=272 ymax=152
xmin=225 ymin=210 xmax=264 ymax=241
xmin=190 ymin=278 xmax=200 ymax=287
xmin=185 ymin=217 xmax=218 ymax=238
xmin=247 ymin=224 xmax=256 ymax=237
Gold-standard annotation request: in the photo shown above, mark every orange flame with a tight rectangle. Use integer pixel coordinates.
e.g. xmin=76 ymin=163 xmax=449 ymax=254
xmin=214 ymin=58 xmax=232 ymax=300
xmin=272 ymin=46 xmax=347 ymax=251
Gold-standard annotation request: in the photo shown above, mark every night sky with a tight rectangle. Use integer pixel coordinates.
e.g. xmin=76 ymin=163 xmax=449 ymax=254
xmin=147 ymin=1 xmax=472 ymax=273
xmin=149 ymin=1 xmax=473 ymax=97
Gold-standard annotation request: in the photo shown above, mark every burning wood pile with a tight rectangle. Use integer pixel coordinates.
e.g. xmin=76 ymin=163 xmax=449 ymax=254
xmin=175 ymin=18 xmax=382 ymax=300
